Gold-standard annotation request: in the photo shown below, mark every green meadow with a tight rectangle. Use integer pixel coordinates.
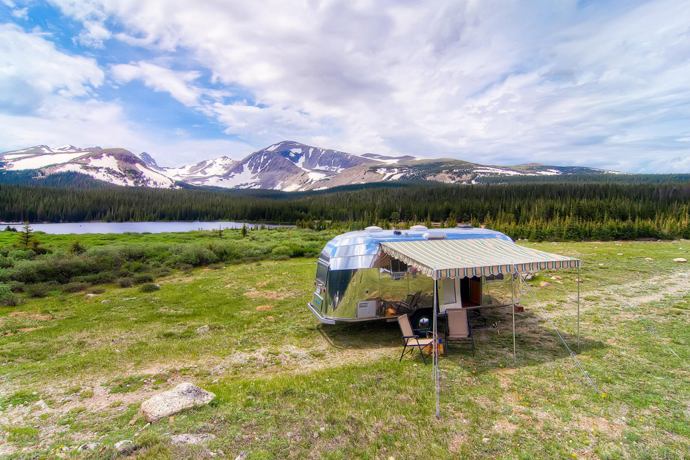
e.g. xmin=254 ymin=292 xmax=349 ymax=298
xmin=0 ymin=231 xmax=688 ymax=458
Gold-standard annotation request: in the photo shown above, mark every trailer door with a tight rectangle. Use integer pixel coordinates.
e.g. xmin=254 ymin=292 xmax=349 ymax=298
xmin=440 ymin=278 xmax=462 ymax=312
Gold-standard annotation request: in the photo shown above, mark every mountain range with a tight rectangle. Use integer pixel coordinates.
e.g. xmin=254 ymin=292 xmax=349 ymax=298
xmin=0 ymin=141 xmax=613 ymax=191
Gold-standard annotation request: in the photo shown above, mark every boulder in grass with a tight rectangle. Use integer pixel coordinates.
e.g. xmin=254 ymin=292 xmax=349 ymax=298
xmin=141 ymin=382 xmax=215 ymax=422
xmin=114 ymin=440 xmax=135 ymax=455
xmin=673 ymin=258 xmax=687 ymax=263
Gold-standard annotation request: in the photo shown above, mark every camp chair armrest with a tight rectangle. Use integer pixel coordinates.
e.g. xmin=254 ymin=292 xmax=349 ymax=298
xmin=402 ymin=335 xmax=419 ymax=340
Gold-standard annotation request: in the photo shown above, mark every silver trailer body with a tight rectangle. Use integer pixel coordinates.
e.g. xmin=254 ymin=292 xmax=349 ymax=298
xmin=308 ymin=226 xmax=515 ymax=324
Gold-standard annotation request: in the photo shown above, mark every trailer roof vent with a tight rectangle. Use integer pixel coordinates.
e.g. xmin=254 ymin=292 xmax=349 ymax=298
xmin=365 ymin=226 xmax=383 ymax=233
xmin=456 ymin=223 xmax=473 ymax=229
xmin=423 ymin=231 xmax=446 ymax=240
xmin=410 ymin=225 xmax=428 ymax=231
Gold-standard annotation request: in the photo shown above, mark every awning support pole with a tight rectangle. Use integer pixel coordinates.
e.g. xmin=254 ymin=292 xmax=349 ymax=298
xmin=577 ymin=263 xmax=580 ymax=352
xmin=433 ymin=278 xmax=440 ymax=419
xmin=510 ymin=274 xmax=517 ymax=361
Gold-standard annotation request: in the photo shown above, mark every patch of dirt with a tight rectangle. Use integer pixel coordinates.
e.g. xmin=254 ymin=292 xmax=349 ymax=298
xmin=244 ymin=289 xmax=297 ymax=300
xmin=493 ymin=418 xmax=518 ymax=434
xmin=496 ymin=368 xmax=517 ymax=389
xmin=8 ymin=311 xmax=53 ymax=321
xmin=255 ymin=305 xmax=273 ymax=311
xmin=448 ymin=432 xmax=467 ymax=453
xmin=534 ymin=269 xmax=690 ymax=318
xmin=574 ymin=415 xmax=624 ymax=437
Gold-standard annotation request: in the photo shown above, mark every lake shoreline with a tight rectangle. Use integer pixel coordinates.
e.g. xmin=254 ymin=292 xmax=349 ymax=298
xmin=1 ymin=221 xmax=294 ymax=234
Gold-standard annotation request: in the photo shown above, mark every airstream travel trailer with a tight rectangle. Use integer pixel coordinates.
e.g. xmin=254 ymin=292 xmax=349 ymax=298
xmin=309 ymin=224 xmax=582 ymax=419
xmin=309 ymin=225 xmax=520 ymax=329
xmin=308 ymin=225 xmax=581 ymax=331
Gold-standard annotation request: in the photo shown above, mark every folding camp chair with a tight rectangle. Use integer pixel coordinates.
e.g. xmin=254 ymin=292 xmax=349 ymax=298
xmin=390 ymin=291 xmax=421 ymax=315
xmin=445 ymin=308 xmax=475 ymax=353
xmin=397 ymin=313 xmax=434 ymax=363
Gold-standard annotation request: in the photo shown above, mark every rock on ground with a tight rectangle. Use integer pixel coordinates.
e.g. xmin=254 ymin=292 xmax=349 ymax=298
xmin=171 ymin=433 xmax=216 ymax=445
xmin=673 ymin=258 xmax=687 ymax=263
xmin=78 ymin=442 xmax=99 ymax=452
xmin=141 ymin=382 xmax=215 ymax=422
xmin=115 ymin=440 xmax=135 ymax=454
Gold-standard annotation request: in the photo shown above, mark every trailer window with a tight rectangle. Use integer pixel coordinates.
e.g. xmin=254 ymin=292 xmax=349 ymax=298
xmin=328 ymin=269 xmax=355 ymax=310
xmin=315 ymin=260 xmax=328 ymax=286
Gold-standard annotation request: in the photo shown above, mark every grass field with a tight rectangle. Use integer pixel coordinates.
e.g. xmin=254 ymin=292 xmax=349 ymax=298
xmin=0 ymin=236 xmax=689 ymax=458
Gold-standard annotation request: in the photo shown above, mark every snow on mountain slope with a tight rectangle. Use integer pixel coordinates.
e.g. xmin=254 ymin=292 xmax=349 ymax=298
xmin=163 ymin=156 xmax=237 ymax=186
xmin=220 ymin=140 xmax=377 ymax=190
xmin=4 ymin=151 xmax=90 ymax=170
xmin=0 ymin=141 xmax=611 ymax=191
xmin=0 ymin=146 xmax=175 ymax=188
xmin=361 ymin=153 xmax=418 ymax=164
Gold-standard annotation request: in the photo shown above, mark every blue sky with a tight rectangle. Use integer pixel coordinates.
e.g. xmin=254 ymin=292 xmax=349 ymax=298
xmin=1 ymin=0 xmax=689 ymax=172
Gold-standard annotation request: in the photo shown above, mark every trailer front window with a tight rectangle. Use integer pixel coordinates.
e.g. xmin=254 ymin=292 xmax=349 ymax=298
xmin=315 ymin=260 xmax=328 ymax=286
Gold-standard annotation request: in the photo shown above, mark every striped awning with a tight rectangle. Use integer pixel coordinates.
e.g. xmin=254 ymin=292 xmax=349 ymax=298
xmin=377 ymin=238 xmax=580 ymax=280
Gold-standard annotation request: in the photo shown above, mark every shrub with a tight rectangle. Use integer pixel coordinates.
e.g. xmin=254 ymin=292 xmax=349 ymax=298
xmin=62 ymin=282 xmax=89 ymax=293
xmin=172 ymin=245 xmax=217 ymax=267
xmin=9 ymin=255 xmax=90 ymax=284
xmin=24 ymin=282 xmax=55 ymax=298
xmin=72 ymin=271 xmax=117 ymax=285
xmin=271 ymin=245 xmax=292 ymax=259
xmin=7 ymin=281 xmax=25 ymax=293
xmin=155 ymin=267 xmax=171 ymax=277
xmin=139 ymin=283 xmax=160 ymax=293
xmin=8 ymin=249 xmax=35 ymax=261
xmin=0 ymin=256 xmax=13 ymax=269
xmin=69 ymin=241 xmax=86 ymax=255
xmin=118 ymin=277 xmax=134 ymax=288
xmin=0 ymin=284 xmax=19 ymax=306
xmin=133 ymin=273 xmax=154 ymax=284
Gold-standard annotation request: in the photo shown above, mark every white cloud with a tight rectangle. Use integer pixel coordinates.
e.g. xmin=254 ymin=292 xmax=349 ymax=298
xmin=0 ymin=23 xmax=104 ymax=113
xmin=0 ymin=96 xmax=254 ymax=165
xmin=0 ymin=24 xmax=250 ymax=165
xmin=111 ymin=61 xmax=203 ymax=107
xmin=13 ymin=1 xmax=690 ymax=171
xmin=76 ymin=20 xmax=112 ymax=48
xmin=2 ymin=0 xmax=28 ymax=19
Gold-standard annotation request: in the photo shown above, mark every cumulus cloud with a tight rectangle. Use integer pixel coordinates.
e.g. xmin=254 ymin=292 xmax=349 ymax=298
xmin=111 ymin=61 xmax=204 ymax=107
xmin=0 ymin=23 xmax=104 ymax=113
xmin=0 ymin=23 xmax=252 ymax=164
xmin=6 ymin=0 xmax=690 ymax=171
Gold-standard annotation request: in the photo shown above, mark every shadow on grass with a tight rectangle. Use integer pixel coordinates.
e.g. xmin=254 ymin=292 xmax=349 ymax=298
xmin=447 ymin=306 xmax=607 ymax=372
xmin=317 ymin=320 xmax=401 ymax=349
xmin=318 ymin=305 xmax=607 ymax=372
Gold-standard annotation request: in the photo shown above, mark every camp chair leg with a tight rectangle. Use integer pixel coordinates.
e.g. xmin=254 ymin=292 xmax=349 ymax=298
xmin=399 ymin=342 xmax=408 ymax=362
xmin=418 ymin=346 xmax=427 ymax=364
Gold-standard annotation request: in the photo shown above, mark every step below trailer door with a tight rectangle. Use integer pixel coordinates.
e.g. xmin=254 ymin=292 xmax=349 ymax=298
xmin=440 ymin=278 xmax=462 ymax=313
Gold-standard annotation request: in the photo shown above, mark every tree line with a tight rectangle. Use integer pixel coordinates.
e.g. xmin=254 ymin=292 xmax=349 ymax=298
xmin=0 ymin=182 xmax=688 ymax=240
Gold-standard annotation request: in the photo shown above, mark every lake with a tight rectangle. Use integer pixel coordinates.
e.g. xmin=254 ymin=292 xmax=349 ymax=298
xmin=1 ymin=221 xmax=290 ymax=234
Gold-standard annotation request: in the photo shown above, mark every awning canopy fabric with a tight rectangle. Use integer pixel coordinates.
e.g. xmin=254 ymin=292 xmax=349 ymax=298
xmin=377 ymin=238 xmax=580 ymax=280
